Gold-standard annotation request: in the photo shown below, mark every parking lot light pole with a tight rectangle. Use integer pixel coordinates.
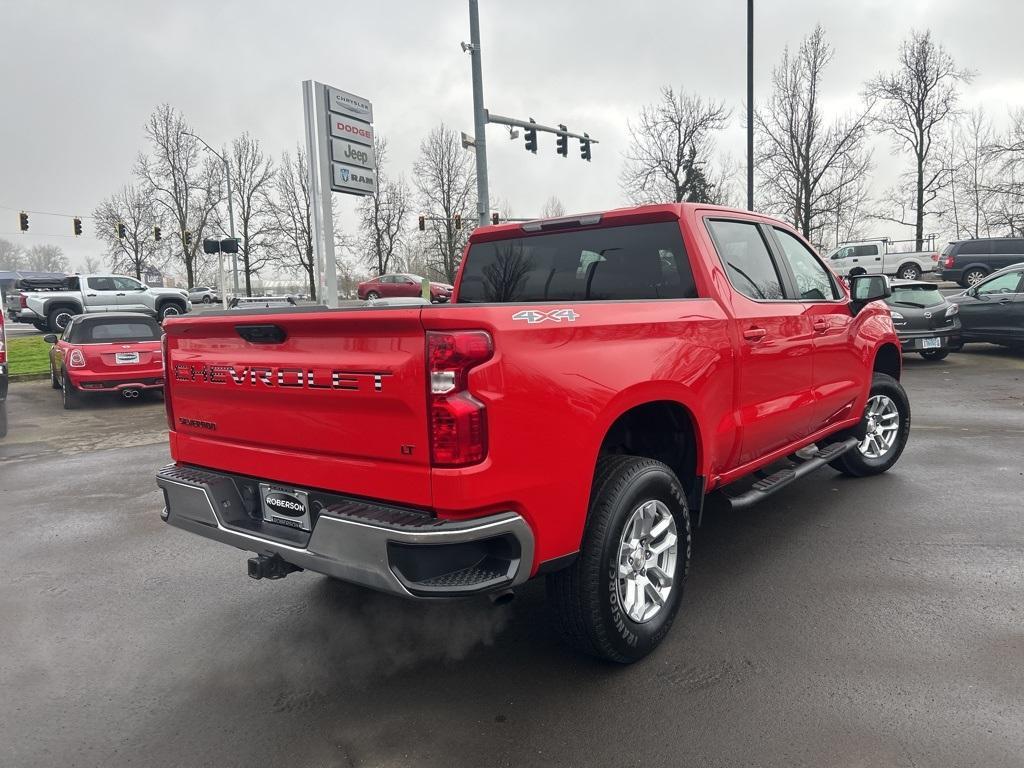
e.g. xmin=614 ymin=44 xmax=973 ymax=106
xmin=467 ymin=0 xmax=490 ymax=228
xmin=182 ymin=131 xmax=239 ymax=296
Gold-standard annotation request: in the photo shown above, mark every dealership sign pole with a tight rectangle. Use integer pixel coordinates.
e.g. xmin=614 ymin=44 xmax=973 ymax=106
xmin=302 ymin=81 xmax=376 ymax=307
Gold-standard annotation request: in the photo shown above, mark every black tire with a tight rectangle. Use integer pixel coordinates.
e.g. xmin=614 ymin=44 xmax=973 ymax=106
xmin=546 ymin=455 xmax=692 ymax=663
xmin=365 ymin=291 xmax=380 ymax=301
xmin=897 ymin=263 xmax=921 ymax=280
xmin=963 ymin=268 xmax=987 ymax=287
xmin=50 ymin=360 xmax=61 ymax=389
xmin=0 ymin=401 xmax=7 ymax=438
xmin=849 ymin=267 xmax=866 ymax=278
xmin=33 ymin=322 xmax=49 ymax=333
xmin=47 ymin=307 xmax=74 ymax=333
xmin=158 ymin=301 xmax=185 ymax=321
xmin=61 ymin=371 xmax=79 ymax=410
xmin=829 ymin=373 xmax=910 ymax=477
xmin=919 ymin=349 xmax=949 ymax=361
xmin=202 ymin=295 xmax=212 ymax=304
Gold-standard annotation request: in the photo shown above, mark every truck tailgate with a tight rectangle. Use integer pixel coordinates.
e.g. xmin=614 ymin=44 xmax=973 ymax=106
xmin=164 ymin=308 xmax=432 ymax=507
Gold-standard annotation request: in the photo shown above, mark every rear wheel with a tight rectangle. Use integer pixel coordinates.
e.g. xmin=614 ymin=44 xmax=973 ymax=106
xmin=963 ymin=268 xmax=987 ymax=287
xmin=897 ymin=263 xmax=922 ymax=280
xmin=829 ymin=373 xmax=910 ymax=477
xmin=202 ymin=295 xmax=212 ymax=304
xmin=158 ymin=302 xmax=185 ymax=321
xmin=61 ymin=371 xmax=79 ymax=410
xmin=365 ymin=291 xmax=380 ymax=301
xmin=47 ymin=307 xmax=74 ymax=334
xmin=546 ymin=455 xmax=691 ymax=663
xmin=0 ymin=401 xmax=7 ymax=438
xmin=919 ymin=349 xmax=949 ymax=361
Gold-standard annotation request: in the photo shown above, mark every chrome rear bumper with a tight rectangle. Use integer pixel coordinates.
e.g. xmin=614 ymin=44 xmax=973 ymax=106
xmin=156 ymin=464 xmax=534 ymax=598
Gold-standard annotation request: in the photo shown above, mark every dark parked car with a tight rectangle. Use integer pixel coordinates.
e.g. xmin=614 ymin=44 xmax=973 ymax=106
xmin=884 ymin=279 xmax=961 ymax=360
xmin=946 ymin=263 xmax=1024 ymax=349
xmin=357 ymin=273 xmax=453 ymax=303
xmin=937 ymin=237 xmax=1024 ymax=287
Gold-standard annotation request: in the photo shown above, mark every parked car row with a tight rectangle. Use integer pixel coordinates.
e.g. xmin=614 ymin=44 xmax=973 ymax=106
xmin=884 ymin=263 xmax=1024 ymax=359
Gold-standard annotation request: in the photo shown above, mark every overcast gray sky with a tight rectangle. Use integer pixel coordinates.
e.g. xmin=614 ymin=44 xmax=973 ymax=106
xmin=3 ymin=0 xmax=1023 ymax=274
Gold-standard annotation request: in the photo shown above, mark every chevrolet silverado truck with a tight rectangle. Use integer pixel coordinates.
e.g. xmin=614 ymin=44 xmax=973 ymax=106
xmin=17 ymin=274 xmax=190 ymax=332
xmin=157 ymin=203 xmax=909 ymax=663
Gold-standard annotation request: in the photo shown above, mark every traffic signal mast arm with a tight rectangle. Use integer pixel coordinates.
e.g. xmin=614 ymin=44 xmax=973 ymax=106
xmin=485 ymin=111 xmax=598 ymax=144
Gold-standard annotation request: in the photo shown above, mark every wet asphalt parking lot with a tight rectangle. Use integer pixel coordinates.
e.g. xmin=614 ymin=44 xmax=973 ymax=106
xmin=1 ymin=345 xmax=1022 ymax=768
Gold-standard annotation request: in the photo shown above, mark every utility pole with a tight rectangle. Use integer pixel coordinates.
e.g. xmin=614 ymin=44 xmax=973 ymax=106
xmin=746 ymin=0 xmax=754 ymax=212
xmin=183 ymin=130 xmax=239 ymax=298
xmin=467 ymin=0 xmax=490 ymax=227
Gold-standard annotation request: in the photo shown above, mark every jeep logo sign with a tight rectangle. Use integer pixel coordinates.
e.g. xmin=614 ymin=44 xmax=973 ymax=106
xmin=330 ymin=115 xmax=374 ymax=147
xmin=331 ymin=138 xmax=375 ymax=170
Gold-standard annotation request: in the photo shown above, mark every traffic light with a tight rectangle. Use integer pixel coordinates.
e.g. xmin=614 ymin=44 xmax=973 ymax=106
xmin=454 ymin=214 xmax=462 ymax=230
xmin=116 ymin=222 xmax=126 ymax=239
xmin=491 ymin=212 xmax=499 ymax=225
xmin=73 ymin=217 xmax=83 ymax=236
xmin=580 ymin=133 xmax=592 ymax=162
xmin=184 ymin=230 xmax=192 ymax=247
xmin=418 ymin=215 xmax=425 ymax=231
xmin=18 ymin=212 xmax=28 ymax=232
xmin=153 ymin=226 xmax=162 ymax=241
xmin=556 ymin=125 xmax=568 ymax=157
xmin=524 ymin=118 xmax=537 ymax=153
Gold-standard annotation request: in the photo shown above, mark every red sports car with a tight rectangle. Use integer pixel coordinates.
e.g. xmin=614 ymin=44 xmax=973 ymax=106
xmin=357 ymin=273 xmax=453 ymax=303
xmin=45 ymin=313 xmax=164 ymax=410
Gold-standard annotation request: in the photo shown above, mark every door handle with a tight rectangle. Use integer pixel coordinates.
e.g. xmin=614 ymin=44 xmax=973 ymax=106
xmin=998 ymin=297 xmax=1011 ymax=304
xmin=116 ymin=293 xmax=126 ymax=296
xmin=813 ymin=318 xmax=829 ymax=332
xmin=86 ymin=293 xmax=97 ymax=297
xmin=743 ymin=327 xmax=767 ymax=342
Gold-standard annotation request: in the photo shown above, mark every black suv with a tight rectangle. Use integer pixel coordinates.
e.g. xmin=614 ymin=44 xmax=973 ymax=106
xmin=937 ymin=237 xmax=1024 ymax=287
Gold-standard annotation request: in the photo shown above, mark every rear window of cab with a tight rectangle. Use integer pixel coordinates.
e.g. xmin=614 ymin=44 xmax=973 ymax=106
xmin=69 ymin=320 xmax=162 ymax=344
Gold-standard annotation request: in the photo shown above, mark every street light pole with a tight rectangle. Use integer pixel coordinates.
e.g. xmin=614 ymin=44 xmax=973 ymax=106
xmin=467 ymin=0 xmax=490 ymax=227
xmin=182 ymin=131 xmax=240 ymax=299
xmin=746 ymin=0 xmax=754 ymax=212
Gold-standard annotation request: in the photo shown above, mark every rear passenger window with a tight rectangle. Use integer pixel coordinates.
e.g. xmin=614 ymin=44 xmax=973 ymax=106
xmin=706 ymin=220 xmax=785 ymax=300
xmin=456 ymin=222 xmax=696 ymax=303
xmin=958 ymin=240 xmax=988 ymax=255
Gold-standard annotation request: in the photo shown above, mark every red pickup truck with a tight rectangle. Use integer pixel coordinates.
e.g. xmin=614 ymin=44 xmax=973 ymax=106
xmin=157 ymin=203 xmax=908 ymax=663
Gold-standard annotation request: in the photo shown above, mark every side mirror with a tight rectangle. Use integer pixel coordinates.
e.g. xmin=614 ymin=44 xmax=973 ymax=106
xmin=849 ymin=274 xmax=890 ymax=314
xmin=43 ymin=334 xmax=58 ymax=344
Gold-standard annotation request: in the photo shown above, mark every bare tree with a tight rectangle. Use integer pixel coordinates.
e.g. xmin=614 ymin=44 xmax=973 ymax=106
xmin=92 ymin=184 xmax=163 ymax=279
xmin=540 ymin=196 xmax=566 ymax=219
xmin=755 ymin=26 xmax=873 ymax=242
xmin=622 ymin=87 xmax=731 ymax=204
xmin=943 ymin=108 xmax=999 ymax=239
xmin=224 ymin=132 xmax=276 ymax=296
xmin=24 ymin=244 xmax=68 ymax=272
xmin=268 ymin=148 xmax=316 ymax=301
xmin=357 ymin=136 xmax=410 ymax=276
xmin=135 ymin=104 xmax=224 ymax=287
xmin=987 ymin=109 xmax=1024 ymax=236
xmin=413 ymin=124 xmax=476 ymax=283
xmin=81 ymin=255 xmax=103 ymax=273
xmin=866 ymin=29 xmax=973 ymax=248
xmin=0 ymin=238 xmax=24 ymax=271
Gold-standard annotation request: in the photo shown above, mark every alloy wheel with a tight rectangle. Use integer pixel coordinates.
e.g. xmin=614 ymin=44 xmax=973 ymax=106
xmin=615 ymin=500 xmax=678 ymax=623
xmin=858 ymin=394 xmax=900 ymax=459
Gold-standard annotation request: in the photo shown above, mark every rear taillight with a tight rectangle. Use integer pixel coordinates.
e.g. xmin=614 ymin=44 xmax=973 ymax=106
xmin=943 ymin=255 xmax=954 ymax=268
xmin=67 ymin=348 xmax=86 ymax=368
xmin=19 ymin=293 xmax=27 ymax=308
xmin=162 ymin=334 xmax=174 ymax=430
xmin=427 ymin=330 xmax=493 ymax=466
xmin=931 ymin=253 xmax=939 ymax=261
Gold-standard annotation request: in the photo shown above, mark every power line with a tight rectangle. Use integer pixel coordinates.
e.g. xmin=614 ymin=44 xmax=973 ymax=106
xmin=0 ymin=204 xmax=95 ymax=219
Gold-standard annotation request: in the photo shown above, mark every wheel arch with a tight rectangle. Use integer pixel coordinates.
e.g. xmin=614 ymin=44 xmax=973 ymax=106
xmin=155 ymin=296 xmax=187 ymax=313
xmin=872 ymin=342 xmax=902 ymax=381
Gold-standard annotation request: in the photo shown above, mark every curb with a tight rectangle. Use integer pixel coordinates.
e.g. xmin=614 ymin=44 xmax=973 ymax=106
xmin=9 ymin=373 xmax=50 ymax=382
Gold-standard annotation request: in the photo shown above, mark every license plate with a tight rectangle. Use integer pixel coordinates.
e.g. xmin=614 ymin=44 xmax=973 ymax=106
xmin=259 ymin=483 xmax=312 ymax=531
xmin=115 ymin=352 xmax=140 ymax=364
xmin=919 ymin=338 xmax=941 ymax=349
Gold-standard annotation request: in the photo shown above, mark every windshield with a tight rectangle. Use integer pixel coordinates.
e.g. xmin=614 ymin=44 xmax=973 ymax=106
xmin=886 ymin=285 xmax=945 ymax=307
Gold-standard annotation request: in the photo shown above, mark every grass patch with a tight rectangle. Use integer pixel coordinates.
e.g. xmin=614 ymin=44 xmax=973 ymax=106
xmin=7 ymin=336 xmax=51 ymax=377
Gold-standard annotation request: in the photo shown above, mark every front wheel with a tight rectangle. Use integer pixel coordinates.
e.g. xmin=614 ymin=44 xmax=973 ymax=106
xmin=365 ymin=291 xmax=380 ymax=301
xmin=0 ymin=400 xmax=7 ymax=438
xmin=897 ymin=263 xmax=922 ymax=280
xmin=829 ymin=373 xmax=910 ymax=477
xmin=50 ymin=361 xmax=61 ymax=389
xmin=546 ymin=455 xmax=691 ymax=663
xmin=202 ymin=295 xmax=212 ymax=304
xmin=919 ymin=349 xmax=949 ymax=361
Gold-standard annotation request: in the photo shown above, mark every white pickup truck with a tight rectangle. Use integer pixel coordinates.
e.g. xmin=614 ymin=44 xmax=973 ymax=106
xmin=823 ymin=240 xmax=939 ymax=281
xmin=17 ymin=274 xmax=190 ymax=332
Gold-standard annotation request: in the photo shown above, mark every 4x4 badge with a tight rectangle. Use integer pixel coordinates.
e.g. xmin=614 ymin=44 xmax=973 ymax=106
xmin=512 ymin=309 xmax=579 ymax=324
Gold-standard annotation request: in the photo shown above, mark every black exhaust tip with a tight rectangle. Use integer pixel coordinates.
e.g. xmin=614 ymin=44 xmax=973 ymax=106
xmin=489 ymin=589 xmax=515 ymax=606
